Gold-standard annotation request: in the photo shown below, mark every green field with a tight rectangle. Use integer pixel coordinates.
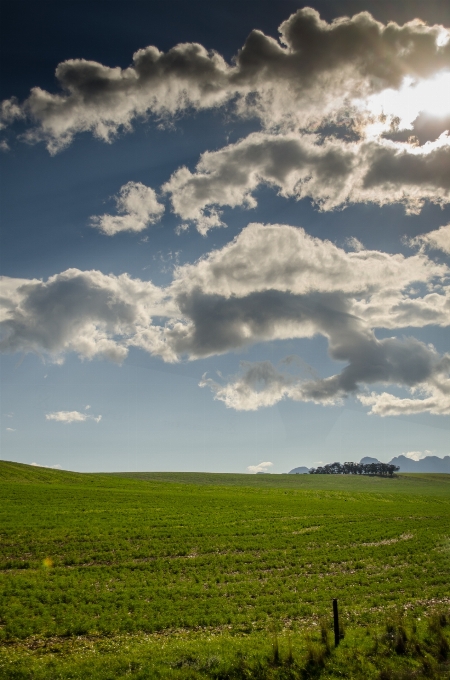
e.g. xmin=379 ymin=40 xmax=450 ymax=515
xmin=1 ymin=461 xmax=449 ymax=679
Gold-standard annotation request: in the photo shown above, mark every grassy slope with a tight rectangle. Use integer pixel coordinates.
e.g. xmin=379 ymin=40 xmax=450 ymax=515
xmin=2 ymin=459 xmax=449 ymax=493
xmin=1 ymin=461 xmax=449 ymax=679
xmin=111 ymin=469 xmax=450 ymax=494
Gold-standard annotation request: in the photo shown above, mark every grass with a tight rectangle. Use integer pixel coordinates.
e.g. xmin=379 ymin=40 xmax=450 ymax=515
xmin=1 ymin=460 xmax=449 ymax=678
xmin=111 ymin=469 xmax=450 ymax=495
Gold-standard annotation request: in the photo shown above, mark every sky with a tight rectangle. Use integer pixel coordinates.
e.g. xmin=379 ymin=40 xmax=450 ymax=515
xmin=1 ymin=0 xmax=449 ymax=473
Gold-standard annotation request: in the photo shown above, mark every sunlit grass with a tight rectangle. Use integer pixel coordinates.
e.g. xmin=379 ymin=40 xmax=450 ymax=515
xmin=1 ymin=461 xmax=449 ymax=678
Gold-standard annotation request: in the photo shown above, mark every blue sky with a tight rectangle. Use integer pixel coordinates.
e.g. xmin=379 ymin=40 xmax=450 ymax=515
xmin=1 ymin=0 xmax=449 ymax=472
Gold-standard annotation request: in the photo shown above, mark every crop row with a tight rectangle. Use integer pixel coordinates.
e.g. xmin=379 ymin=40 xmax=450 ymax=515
xmin=1 ymin=475 xmax=449 ymax=641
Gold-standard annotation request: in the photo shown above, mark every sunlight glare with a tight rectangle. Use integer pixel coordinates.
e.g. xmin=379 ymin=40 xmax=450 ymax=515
xmin=358 ymin=70 xmax=450 ymax=134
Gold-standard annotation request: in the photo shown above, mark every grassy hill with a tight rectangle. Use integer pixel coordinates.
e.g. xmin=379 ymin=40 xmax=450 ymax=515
xmin=2 ymin=459 xmax=449 ymax=494
xmin=111 ymin=468 xmax=450 ymax=494
xmin=1 ymin=460 xmax=449 ymax=679
xmin=0 ymin=460 xmax=90 ymax=484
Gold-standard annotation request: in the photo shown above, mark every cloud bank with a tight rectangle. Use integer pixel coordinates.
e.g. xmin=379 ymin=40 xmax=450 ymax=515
xmin=3 ymin=6 xmax=450 ymax=241
xmin=1 ymin=222 xmax=449 ymax=415
xmin=1 ymin=8 xmax=449 ymax=152
xmin=164 ymin=132 xmax=450 ymax=232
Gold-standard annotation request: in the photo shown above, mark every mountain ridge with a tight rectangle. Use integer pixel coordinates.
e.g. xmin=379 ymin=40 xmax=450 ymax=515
xmin=288 ymin=455 xmax=450 ymax=474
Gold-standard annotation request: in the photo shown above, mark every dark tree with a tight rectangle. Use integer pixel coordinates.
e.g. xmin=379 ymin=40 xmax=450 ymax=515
xmin=309 ymin=462 xmax=399 ymax=477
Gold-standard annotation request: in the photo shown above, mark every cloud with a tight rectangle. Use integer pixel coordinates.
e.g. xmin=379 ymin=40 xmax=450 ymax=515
xmin=301 ymin=334 xmax=450 ymax=404
xmin=345 ymin=236 xmax=365 ymax=252
xmin=410 ymin=223 xmax=450 ymax=255
xmin=1 ymin=222 xmax=449 ymax=415
xmin=201 ymin=361 xmax=304 ymax=411
xmin=3 ymin=45 xmax=233 ymax=153
xmin=0 ymin=97 xmax=24 ymax=129
xmin=2 ymin=8 xmax=449 ymax=151
xmin=90 ymin=182 xmax=164 ymax=235
xmin=201 ymin=331 xmax=450 ymax=413
xmin=403 ymin=450 xmax=431 ymax=461
xmin=31 ymin=462 xmax=62 ymax=469
xmin=0 ymin=276 xmax=41 ymax=322
xmin=45 ymin=410 xmax=102 ymax=423
xmin=247 ymin=461 xmax=273 ymax=474
xmin=164 ymin=132 xmax=450 ymax=232
xmin=361 ymin=71 xmax=450 ymax=139
xmin=5 ymin=427 xmax=16 ymax=432
xmin=0 ymin=269 xmax=167 ymax=362
xmin=170 ymin=222 xmax=446 ymax=300
xmin=358 ymin=389 xmax=450 ymax=416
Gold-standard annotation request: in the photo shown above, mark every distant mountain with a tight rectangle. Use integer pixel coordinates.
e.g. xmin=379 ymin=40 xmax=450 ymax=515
xmin=289 ymin=455 xmax=449 ymax=475
xmin=288 ymin=466 xmax=310 ymax=474
xmin=387 ymin=455 xmax=450 ymax=473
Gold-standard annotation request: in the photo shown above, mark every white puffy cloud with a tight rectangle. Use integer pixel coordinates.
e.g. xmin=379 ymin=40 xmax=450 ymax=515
xmin=2 ymin=8 xmax=450 ymax=151
xmin=410 ymin=223 xmax=450 ymax=255
xmin=403 ymin=450 xmax=430 ymax=461
xmin=171 ymin=222 xmax=446 ymax=300
xmin=1 ymin=222 xmax=449 ymax=415
xmin=0 ymin=268 xmax=168 ymax=362
xmin=164 ymin=132 xmax=450 ymax=232
xmin=90 ymin=181 xmax=164 ymax=235
xmin=45 ymin=411 xmax=101 ymax=423
xmin=7 ymin=45 xmax=233 ymax=153
xmin=0 ymin=276 xmax=40 ymax=322
xmin=247 ymin=461 xmax=273 ymax=474
xmin=201 ymin=361 xmax=305 ymax=411
xmin=358 ymin=389 xmax=450 ymax=416
xmin=355 ymin=288 xmax=450 ymax=331
xmin=5 ymin=427 xmax=16 ymax=432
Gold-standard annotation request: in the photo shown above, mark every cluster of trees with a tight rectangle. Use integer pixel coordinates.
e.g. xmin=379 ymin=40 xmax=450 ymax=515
xmin=309 ymin=462 xmax=400 ymax=477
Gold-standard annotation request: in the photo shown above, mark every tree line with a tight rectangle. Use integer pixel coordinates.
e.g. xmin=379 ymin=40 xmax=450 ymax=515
xmin=309 ymin=462 xmax=400 ymax=477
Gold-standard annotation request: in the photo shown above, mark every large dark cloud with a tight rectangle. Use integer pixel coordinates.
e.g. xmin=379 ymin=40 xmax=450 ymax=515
xmin=0 ymin=269 xmax=165 ymax=362
xmin=1 ymin=223 xmax=449 ymax=414
xmin=363 ymin=142 xmax=450 ymax=192
xmin=201 ymin=331 xmax=450 ymax=413
xmin=171 ymin=289 xmax=356 ymax=357
xmin=1 ymin=8 xmax=449 ymax=151
xmin=179 ymin=287 xmax=450 ymax=411
xmin=164 ymin=133 xmax=450 ymax=231
xmin=385 ymin=112 xmax=450 ymax=145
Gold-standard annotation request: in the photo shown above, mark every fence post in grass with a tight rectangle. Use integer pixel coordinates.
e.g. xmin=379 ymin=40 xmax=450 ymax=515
xmin=333 ymin=598 xmax=340 ymax=647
